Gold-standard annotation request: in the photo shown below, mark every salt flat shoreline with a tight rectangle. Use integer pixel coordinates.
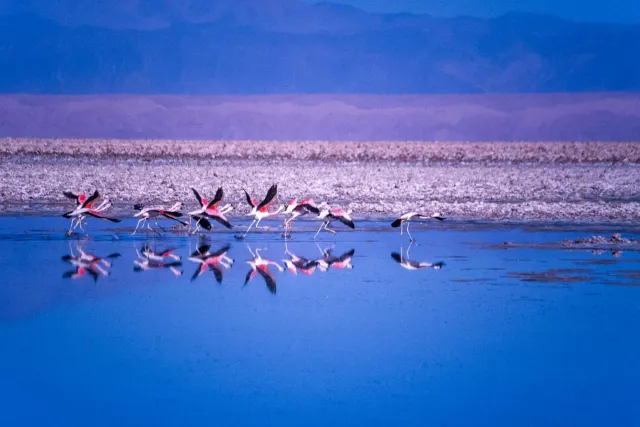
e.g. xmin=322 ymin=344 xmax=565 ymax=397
xmin=1 ymin=139 xmax=639 ymax=222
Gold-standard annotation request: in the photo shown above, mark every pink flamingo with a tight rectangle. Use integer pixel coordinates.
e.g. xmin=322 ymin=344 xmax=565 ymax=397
xmin=314 ymin=206 xmax=355 ymax=239
xmin=391 ymin=212 xmax=445 ymax=242
xmin=241 ymin=184 xmax=283 ymax=238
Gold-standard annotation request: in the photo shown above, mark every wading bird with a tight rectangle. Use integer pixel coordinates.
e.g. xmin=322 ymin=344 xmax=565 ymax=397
xmin=189 ymin=187 xmax=233 ymax=234
xmin=282 ymin=198 xmax=325 ymax=237
xmin=391 ymin=212 xmax=446 ymax=242
xmin=62 ymin=190 xmax=121 ymax=234
xmin=240 ymin=184 xmax=283 ymax=238
xmin=314 ymin=206 xmax=355 ymax=240
xmin=132 ymin=202 xmax=187 ymax=235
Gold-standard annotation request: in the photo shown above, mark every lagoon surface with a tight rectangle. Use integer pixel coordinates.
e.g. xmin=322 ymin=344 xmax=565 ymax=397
xmin=1 ymin=216 xmax=639 ymax=426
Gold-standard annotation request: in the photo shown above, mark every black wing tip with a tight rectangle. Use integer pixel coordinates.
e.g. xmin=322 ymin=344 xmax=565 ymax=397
xmin=391 ymin=219 xmax=402 ymax=227
xmin=391 ymin=253 xmax=402 ymax=262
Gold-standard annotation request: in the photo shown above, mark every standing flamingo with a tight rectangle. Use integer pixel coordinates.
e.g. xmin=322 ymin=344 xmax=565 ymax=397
xmin=240 ymin=184 xmax=283 ymax=238
xmin=314 ymin=206 xmax=355 ymax=240
xmin=391 ymin=212 xmax=445 ymax=242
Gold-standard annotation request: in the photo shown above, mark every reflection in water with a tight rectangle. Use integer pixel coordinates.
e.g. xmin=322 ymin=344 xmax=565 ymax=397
xmin=282 ymin=241 xmax=319 ymax=275
xmin=282 ymin=242 xmax=356 ymax=275
xmin=315 ymin=245 xmax=355 ymax=272
xmin=62 ymin=242 xmax=121 ymax=282
xmin=133 ymin=244 xmax=183 ymax=277
xmin=244 ymin=245 xmax=283 ymax=294
xmin=391 ymin=244 xmax=445 ymax=271
xmin=188 ymin=244 xmax=234 ymax=283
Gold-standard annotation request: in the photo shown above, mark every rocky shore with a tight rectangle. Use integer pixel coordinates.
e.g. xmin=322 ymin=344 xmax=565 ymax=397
xmin=1 ymin=139 xmax=639 ymax=222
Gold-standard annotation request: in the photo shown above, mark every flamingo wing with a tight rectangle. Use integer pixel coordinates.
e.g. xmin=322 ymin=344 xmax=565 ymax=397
xmin=256 ymin=184 xmax=277 ymax=211
xmin=335 ymin=214 xmax=355 ymax=229
xmin=257 ymin=267 xmax=277 ymax=294
xmin=81 ymin=190 xmax=100 ymax=209
xmin=206 ymin=187 xmax=224 ymax=209
xmin=84 ymin=211 xmax=122 ymax=223
xmin=211 ymin=215 xmax=233 ymax=229
xmin=191 ymin=188 xmax=205 ymax=208
xmin=210 ymin=245 xmax=231 ymax=258
xmin=243 ymin=189 xmax=256 ymax=208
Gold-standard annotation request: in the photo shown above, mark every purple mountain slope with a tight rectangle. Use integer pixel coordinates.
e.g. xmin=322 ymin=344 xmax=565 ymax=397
xmin=1 ymin=1 xmax=639 ymax=94
xmin=1 ymin=93 xmax=638 ymax=141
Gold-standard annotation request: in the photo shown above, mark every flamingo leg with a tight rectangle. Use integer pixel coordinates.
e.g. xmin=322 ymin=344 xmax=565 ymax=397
xmin=400 ymin=221 xmax=404 ymax=235
xmin=324 ymin=222 xmax=336 ymax=235
xmin=132 ymin=217 xmax=145 ymax=236
xmin=243 ymin=219 xmax=257 ymax=237
xmin=407 ymin=222 xmax=414 ymax=242
xmin=78 ymin=219 xmax=87 ymax=235
xmin=313 ymin=221 xmax=327 ymax=240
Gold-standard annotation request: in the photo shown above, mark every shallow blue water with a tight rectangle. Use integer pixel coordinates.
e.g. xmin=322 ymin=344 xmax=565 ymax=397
xmin=0 ymin=216 xmax=639 ymax=426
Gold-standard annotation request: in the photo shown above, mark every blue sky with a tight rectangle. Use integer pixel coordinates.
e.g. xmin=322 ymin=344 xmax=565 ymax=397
xmin=307 ymin=0 xmax=640 ymax=23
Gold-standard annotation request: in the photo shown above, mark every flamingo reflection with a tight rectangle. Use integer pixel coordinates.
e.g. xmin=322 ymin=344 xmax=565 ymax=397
xmin=244 ymin=245 xmax=283 ymax=294
xmin=390 ymin=245 xmax=445 ymax=271
xmin=282 ymin=241 xmax=319 ymax=275
xmin=315 ymin=245 xmax=355 ymax=272
xmin=188 ymin=244 xmax=234 ymax=283
xmin=62 ymin=242 xmax=121 ymax=282
xmin=133 ymin=244 xmax=183 ymax=277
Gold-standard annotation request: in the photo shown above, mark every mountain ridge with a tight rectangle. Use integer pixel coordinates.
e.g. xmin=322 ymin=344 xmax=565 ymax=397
xmin=1 ymin=1 xmax=639 ymax=94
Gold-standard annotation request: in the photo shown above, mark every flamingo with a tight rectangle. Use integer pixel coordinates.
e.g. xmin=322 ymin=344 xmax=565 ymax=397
xmin=282 ymin=198 xmax=326 ymax=237
xmin=132 ymin=202 xmax=187 ymax=235
xmin=188 ymin=244 xmax=234 ymax=283
xmin=62 ymin=190 xmax=121 ymax=234
xmin=240 ymin=184 xmax=283 ymax=238
xmin=189 ymin=187 xmax=233 ymax=234
xmin=391 ymin=245 xmax=445 ymax=270
xmin=314 ymin=206 xmax=355 ymax=239
xmin=63 ymin=191 xmax=96 ymax=231
xmin=391 ymin=212 xmax=446 ymax=242
xmin=244 ymin=246 xmax=283 ymax=294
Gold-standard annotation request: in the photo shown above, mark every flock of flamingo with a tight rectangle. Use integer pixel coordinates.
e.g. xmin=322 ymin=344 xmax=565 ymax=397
xmin=62 ymin=184 xmax=445 ymax=241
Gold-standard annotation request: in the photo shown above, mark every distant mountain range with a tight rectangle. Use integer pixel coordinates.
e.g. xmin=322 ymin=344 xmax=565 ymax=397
xmin=1 ymin=0 xmax=640 ymax=94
